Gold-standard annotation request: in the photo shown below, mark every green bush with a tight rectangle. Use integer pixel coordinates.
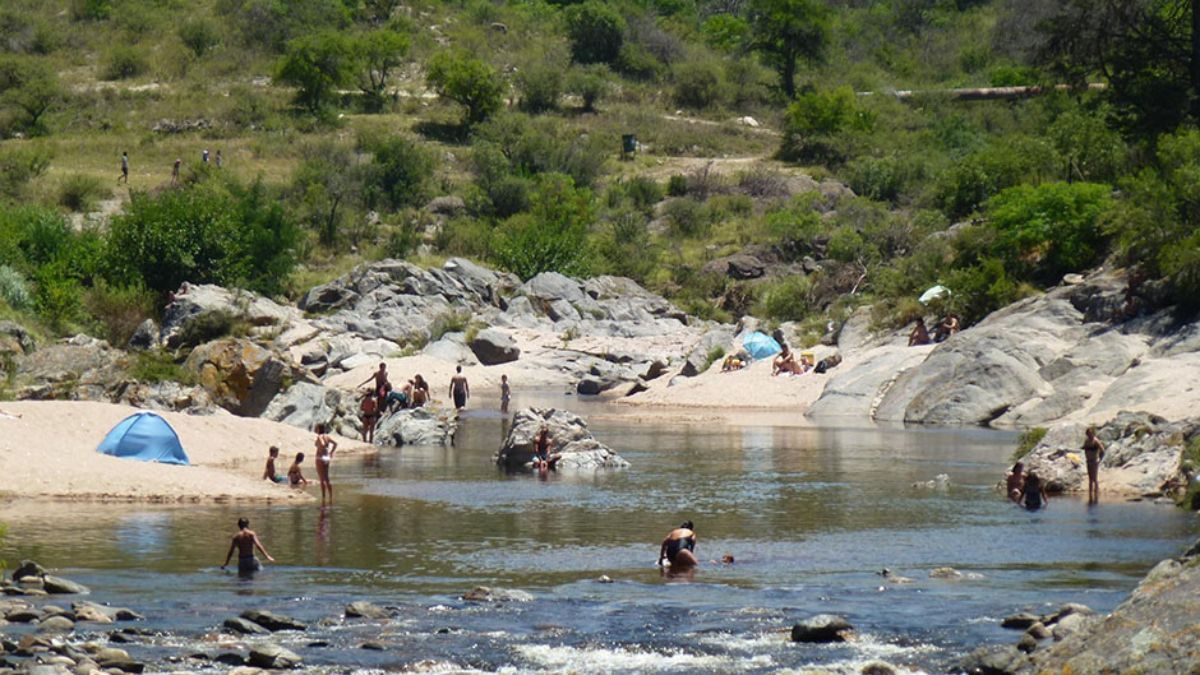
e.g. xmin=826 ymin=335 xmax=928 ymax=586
xmin=565 ymin=1 xmax=625 ymax=65
xmin=1012 ymin=427 xmax=1048 ymax=463
xmin=754 ymin=275 xmax=813 ymax=322
xmin=492 ymin=173 xmax=594 ymax=280
xmin=58 ymin=174 xmax=110 ymax=213
xmin=566 ymin=64 xmax=611 ymax=112
xmin=935 ymin=137 xmax=1055 ymax=220
xmin=0 ymin=265 xmax=31 ymax=311
xmin=70 ymin=0 xmax=111 ymax=21
xmin=615 ymin=42 xmax=664 ymax=80
xmin=516 ymin=62 xmax=563 ymax=113
xmin=0 ymin=145 xmax=51 ymax=200
xmin=179 ymin=17 xmax=221 ymax=58
xmin=364 ymin=135 xmax=435 ymax=211
xmin=101 ymin=45 xmax=148 ymax=80
xmin=85 ymin=280 xmax=156 ymax=347
xmin=624 ymin=176 xmax=664 ymax=210
xmin=845 ymin=154 xmax=906 ymax=203
xmin=667 ymin=174 xmax=689 ymax=197
xmin=33 ymin=262 xmax=83 ymax=332
xmin=426 ymin=50 xmax=505 ymax=127
xmin=672 ymin=58 xmax=727 ymax=109
xmin=275 ymin=32 xmax=354 ymax=115
xmin=663 ymin=197 xmax=709 ymax=238
xmin=779 ymin=86 xmax=871 ymax=164
xmin=131 ymin=350 xmax=195 ymax=385
xmin=472 ymin=113 xmax=607 ymax=189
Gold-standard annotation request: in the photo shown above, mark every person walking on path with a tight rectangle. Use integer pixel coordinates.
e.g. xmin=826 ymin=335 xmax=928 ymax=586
xmin=117 ymin=151 xmax=129 ymax=184
xmin=171 ymin=158 xmax=181 ymax=185
xmin=221 ymin=517 xmax=275 ymax=576
xmin=202 ymin=149 xmax=210 ymax=164
xmin=450 ymin=365 xmax=470 ymax=410
xmin=314 ymin=423 xmax=338 ymax=504
xmin=215 ymin=149 xmax=222 ymax=168
xmin=1083 ymin=427 xmax=1106 ymax=504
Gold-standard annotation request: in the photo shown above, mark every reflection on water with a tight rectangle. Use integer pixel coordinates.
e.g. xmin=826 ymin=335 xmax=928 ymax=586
xmin=1 ymin=396 xmax=1195 ymax=672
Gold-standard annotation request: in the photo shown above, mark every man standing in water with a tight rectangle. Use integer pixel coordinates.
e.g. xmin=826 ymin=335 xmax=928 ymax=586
xmin=1083 ymin=427 xmax=1105 ymax=504
xmin=450 ymin=365 xmax=470 ymax=410
xmin=221 ymin=518 xmax=275 ymax=575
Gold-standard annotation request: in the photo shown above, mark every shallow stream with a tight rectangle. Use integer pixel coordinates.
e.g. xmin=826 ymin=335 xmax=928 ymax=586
xmin=3 ymin=393 xmax=1196 ymax=672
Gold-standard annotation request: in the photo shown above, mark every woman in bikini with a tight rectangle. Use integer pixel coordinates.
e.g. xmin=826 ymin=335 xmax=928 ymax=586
xmin=359 ymin=392 xmax=379 ymax=444
xmin=1083 ymin=427 xmax=1105 ymax=504
xmin=314 ymin=423 xmax=338 ymax=504
xmin=658 ymin=520 xmax=699 ymax=569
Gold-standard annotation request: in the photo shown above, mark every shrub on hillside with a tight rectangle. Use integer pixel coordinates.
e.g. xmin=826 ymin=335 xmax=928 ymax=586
xmin=101 ymin=45 xmax=148 ymax=80
xmin=491 ymin=174 xmax=594 ymax=280
xmin=426 ymin=50 xmax=505 ymax=126
xmin=179 ymin=17 xmax=221 ymax=58
xmin=754 ymin=275 xmax=813 ymax=322
xmin=566 ymin=64 xmax=611 ymax=112
xmin=516 ymin=62 xmax=564 ymax=113
xmin=0 ymin=145 xmax=50 ymax=200
xmin=85 ymin=280 xmax=156 ymax=347
xmin=565 ymin=1 xmax=625 ymax=65
xmin=58 ymin=174 xmax=110 ymax=213
xmin=362 ymin=135 xmax=435 ymax=211
xmin=0 ymin=265 xmax=32 ymax=311
xmin=472 ymin=113 xmax=606 ymax=189
xmin=845 ymin=154 xmax=906 ymax=203
xmin=779 ymin=86 xmax=872 ymax=164
xmin=672 ymin=58 xmax=727 ymax=110
xmin=663 ymin=197 xmax=710 ymax=238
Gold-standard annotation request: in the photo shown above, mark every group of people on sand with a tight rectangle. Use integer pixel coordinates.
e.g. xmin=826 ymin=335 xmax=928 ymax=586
xmin=262 ymin=423 xmax=339 ymax=503
xmin=1005 ymin=427 xmax=1106 ymax=510
xmin=908 ymin=314 xmax=960 ymax=346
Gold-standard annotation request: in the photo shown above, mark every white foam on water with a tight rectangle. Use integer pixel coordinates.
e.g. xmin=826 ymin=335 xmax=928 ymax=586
xmin=514 ymin=643 xmax=774 ymax=672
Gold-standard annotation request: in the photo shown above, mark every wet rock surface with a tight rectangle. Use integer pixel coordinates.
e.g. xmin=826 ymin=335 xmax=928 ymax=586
xmin=495 ymin=408 xmax=629 ymax=470
xmin=790 ymin=614 xmax=853 ymax=643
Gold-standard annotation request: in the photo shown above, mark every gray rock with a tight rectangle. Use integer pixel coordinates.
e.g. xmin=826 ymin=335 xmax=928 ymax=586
xmin=955 ymin=645 xmax=1028 ymax=674
xmin=468 ymin=328 xmax=520 ymax=365
xmin=115 ymin=379 xmax=219 ymax=415
xmin=495 ymin=408 xmax=630 ymax=470
xmin=12 ymin=561 xmax=46 ymax=581
xmin=576 ymin=374 xmax=622 ymax=396
xmin=0 ymin=320 xmax=36 ymax=354
xmin=240 ymin=610 xmax=306 ymax=632
xmin=422 ymin=333 xmax=480 ymax=366
xmin=679 ymin=327 xmax=734 ymax=377
xmin=1050 ymin=612 xmax=1091 ymax=641
xmin=127 ymin=319 xmax=159 ymax=351
xmin=36 ymin=615 xmax=74 ymax=633
xmin=223 ymin=617 xmax=270 ymax=635
xmin=5 ymin=609 xmax=40 ymax=623
xmin=374 ymin=407 xmax=458 ymax=447
xmin=790 ymin=614 xmax=852 ymax=643
xmin=1016 ymin=633 xmax=1039 ymax=654
xmin=460 ymin=586 xmax=533 ymax=603
xmin=185 ymin=338 xmax=302 ymax=417
xmin=426 ymin=196 xmax=465 ymax=216
xmin=262 ymin=383 xmax=350 ymax=435
xmin=42 ymin=576 xmax=89 ymax=595
xmin=859 ymin=662 xmax=897 ymax=675
xmin=247 ymin=644 xmax=302 ymax=669
xmin=1001 ymin=612 xmax=1039 ymax=630
xmin=344 ymin=601 xmax=390 ymax=620
xmin=1025 ymin=621 xmax=1051 ymax=640
xmin=161 ymin=284 xmax=299 ymax=349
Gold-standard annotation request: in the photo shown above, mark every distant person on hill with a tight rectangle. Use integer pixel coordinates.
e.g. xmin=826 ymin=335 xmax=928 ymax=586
xmin=360 ymin=393 xmax=379 ymax=443
xmin=221 ymin=517 xmax=274 ymax=575
xmin=202 ymin=148 xmax=210 ymax=164
xmin=360 ymin=363 xmax=390 ymax=398
xmin=450 ymin=365 xmax=470 ymax=410
xmin=658 ymin=520 xmax=698 ymax=569
xmin=1006 ymin=462 xmax=1025 ymax=503
xmin=500 ymin=374 xmax=511 ymax=413
xmin=288 ymin=452 xmax=308 ymax=486
xmin=1020 ymin=472 xmax=1048 ymax=511
xmin=1083 ymin=427 xmax=1106 ymax=504
xmin=262 ymin=446 xmax=285 ymax=483
xmin=411 ymin=375 xmax=430 ymax=407
xmin=314 ymin=423 xmax=337 ymax=504
xmin=772 ymin=344 xmax=802 ymax=376
xmin=118 ymin=151 xmax=129 ymax=184
xmin=215 ymin=149 xmax=222 ymax=168
xmin=171 ymin=158 xmax=181 ymax=185
xmin=908 ymin=318 xmax=931 ymax=346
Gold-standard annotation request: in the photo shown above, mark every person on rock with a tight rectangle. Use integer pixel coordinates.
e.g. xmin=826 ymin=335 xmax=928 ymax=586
xmin=411 ymin=375 xmax=430 ymax=407
xmin=221 ymin=517 xmax=275 ymax=576
xmin=1006 ymin=462 xmax=1025 ymax=503
xmin=532 ymin=426 xmax=553 ymax=474
xmin=658 ymin=520 xmax=699 ymax=569
xmin=360 ymin=363 xmax=390 ymax=398
xmin=1083 ymin=427 xmax=1106 ymax=504
xmin=314 ymin=423 xmax=338 ymax=505
xmin=909 ymin=318 xmax=931 ymax=346
xmin=288 ymin=452 xmax=308 ymax=486
xmin=360 ymin=393 xmax=379 ymax=444
xmin=1020 ymin=472 xmax=1049 ymax=511
xmin=449 ymin=365 xmax=470 ymax=410
xmin=262 ymin=446 xmax=285 ymax=483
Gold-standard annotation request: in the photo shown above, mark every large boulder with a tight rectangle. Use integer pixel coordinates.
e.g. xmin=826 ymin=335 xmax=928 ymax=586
xmin=373 ymin=407 xmax=458 ymax=446
xmin=161 ymin=284 xmax=300 ymax=349
xmin=495 ymin=408 xmax=629 ymax=470
xmin=468 ymin=328 xmax=520 ymax=365
xmin=114 ymin=380 xmax=220 ymax=415
xmin=0 ymin=320 xmax=35 ymax=356
xmin=262 ymin=382 xmax=353 ymax=436
xmin=247 ymin=644 xmax=302 ymax=669
xmin=185 ymin=339 xmax=303 ymax=417
xmin=422 ymin=332 xmax=480 ymax=366
xmin=678 ymin=327 xmax=735 ymax=378
xmin=13 ymin=336 xmax=127 ymax=402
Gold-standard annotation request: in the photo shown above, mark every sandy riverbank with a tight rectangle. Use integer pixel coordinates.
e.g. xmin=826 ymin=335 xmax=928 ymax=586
xmin=0 ymin=401 xmax=370 ymax=503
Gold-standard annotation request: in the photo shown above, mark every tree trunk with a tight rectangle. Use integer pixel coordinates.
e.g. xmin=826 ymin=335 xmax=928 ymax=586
xmin=781 ymin=53 xmax=797 ymax=100
xmin=1192 ymin=0 xmax=1200 ymax=119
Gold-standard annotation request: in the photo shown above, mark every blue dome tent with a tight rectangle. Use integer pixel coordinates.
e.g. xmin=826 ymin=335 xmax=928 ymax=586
xmin=96 ymin=412 xmax=190 ymax=466
xmin=742 ymin=331 xmax=782 ymax=361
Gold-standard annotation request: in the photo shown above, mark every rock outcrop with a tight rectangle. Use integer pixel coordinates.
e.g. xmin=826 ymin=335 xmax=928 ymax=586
xmin=185 ymin=338 xmax=306 ymax=417
xmin=373 ymin=407 xmax=458 ymax=446
xmin=160 ymin=284 xmax=302 ymax=349
xmin=495 ymin=408 xmax=630 ymax=470
xmin=469 ymin=328 xmax=520 ymax=365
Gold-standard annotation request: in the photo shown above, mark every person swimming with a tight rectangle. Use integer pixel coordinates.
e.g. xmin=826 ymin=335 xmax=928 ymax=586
xmin=658 ymin=520 xmax=698 ymax=569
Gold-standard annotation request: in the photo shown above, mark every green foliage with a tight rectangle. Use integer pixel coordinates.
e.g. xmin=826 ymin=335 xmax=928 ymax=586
xmin=58 ymin=174 xmax=110 ymax=213
xmin=275 ymin=32 xmax=354 ymax=115
xmin=85 ymin=280 xmax=156 ymax=347
xmin=473 ymin=113 xmax=607 ymax=193
xmin=985 ymin=182 xmax=1113 ymax=286
xmin=565 ymin=64 xmax=611 ymax=112
xmin=935 ymin=137 xmax=1055 ymax=220
xmin=492 ymin=173 xmax=593 ymax=280
xmin=364 ymin=135 xmax=435 ymax=211
xmin=0 ymin=145 xmax=50 ymax=201
xmin=131 ymin=350 xmax=195 ymax=385
xmin=101 ymin=45 xmax=148 ymax=80
xmin=426 ymin=50 xmax=505 ymax=126
xmin=0 ymin=265 xmax=31 ymax=311
xmin=178 ymin=17 xmax=221 ymax=58
xmin=0 ymin=57 xmax=60 ymax=134
xmin=702 ymin=345 xmax=726 ymax=372
xmin=565 ymin=1 xmax=626 ymax=65
xmin=747 ymin=0 xmax=830 ymax=99
xmin=755 ymin=274 xmax=813 ymax=322
xmin=701 ymin=14 xmax=750 ymax=53
xmin=70 ymin=0 xmax=111 ymax=21
xmin=667 ymin=174 xmax=688 ymax=197
xmin=845 ymin=154 xmax=907 ymax=203
xmin=615 ymin=42 xmax=665 ymax=81
xmin=672 ymin=58 xmax=727 ymax=110
xmin=517 ymin=61 xmax=564 ymax=114
xmin=780 ymin=86 xmax=872 ymax=163
xmin=351 ymin=29 xmax=410 ymax=111
xmin=218 ymin=0 xmax=351 ymax=53
xmin=663 ymin=197 xmax=710 ymax=238
xmin=1012 ymin=427 xmax=1048 ymax=463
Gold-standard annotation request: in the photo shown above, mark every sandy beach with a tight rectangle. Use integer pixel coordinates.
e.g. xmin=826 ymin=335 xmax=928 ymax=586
xmin=0 ymin=400 xmax=370 ymax=503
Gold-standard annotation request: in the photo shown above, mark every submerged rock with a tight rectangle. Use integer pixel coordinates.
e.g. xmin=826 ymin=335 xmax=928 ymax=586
xmin=790 ymin=614 xmax=853 ymax=643
xmin=344 ymin=601 xmax=390 ymax=620
xmin=955 ymin=645 xmax=1029 ymax=674
xmin=494 ymin=408 xmax=630 ymax=470
xmin=248 ymin=643 xmax=302 ymax=669
xmin=223 ymin=617 xmax=270 ymax=635
xmin=460 ymin=586 xmax=534 ymax=603
xmin=41 ymin=576 xmax=89 ymax=595
xmin=240 ymin=610 xmax=306 ymax=632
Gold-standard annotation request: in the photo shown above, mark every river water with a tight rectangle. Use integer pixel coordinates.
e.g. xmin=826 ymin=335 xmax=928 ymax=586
xmin=2 ymin=393 xmax=1196 ymax=673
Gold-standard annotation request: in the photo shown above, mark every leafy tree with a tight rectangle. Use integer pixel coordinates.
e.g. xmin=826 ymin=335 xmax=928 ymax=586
xmin=0 ymin=57 xmax=59 ymax=134
xmin=673 ymin=58 xmax=727 ymax=109
xmin=566 ymin=64 xmax=611 ymax=112
xmin=746 ymin=0 xmax=830 ymax=99
xmin=364 ymin=135 xmax=435 ymax=210
xmin=492 ymin=173 xmax=594 ymax=280
xmin=351 ymin=30 xmax=410 ymax=112
xmin=275 ymin=32 xmax=354 ymax=115
xmin=565 ymin=1 xmax=626 ymax=65
xmin=425 ymin=50 xmax=505 ymax=126
xmin=779 ymin=86 xmax=871 ymax=163
xmin=1039 ymin=0 xmax=1200 ymax=137
xmin=516 ymin=61 xmax=564 ymax=113
xmin=0 ymin=145 xmax=51 ymax=201
xmin=290 ymin=142 xmax=361 ymax=246
xmin=220 ymin=0 xmax=351 ymax=53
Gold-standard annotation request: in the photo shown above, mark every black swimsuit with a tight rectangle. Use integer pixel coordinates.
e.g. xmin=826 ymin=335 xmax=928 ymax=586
xmin=665 ymin=536 xmax=696 ymax=562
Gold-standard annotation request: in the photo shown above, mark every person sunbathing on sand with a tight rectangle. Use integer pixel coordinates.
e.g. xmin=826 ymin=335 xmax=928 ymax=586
xmin=221 ymin=517 xmax=274 ymax=576
xmin=288 ymin=452 xmax=309 ymax=486
xmin=772 ymin=345 xmax=803 ymax=376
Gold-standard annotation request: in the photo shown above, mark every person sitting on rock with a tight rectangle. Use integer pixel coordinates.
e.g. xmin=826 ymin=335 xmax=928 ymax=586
xmin=288 ymin=452 xmax=308 ymax=487
xmin=263 ymin=446 xmax=285 ymax=483
xmin=1006 ymin=462 xmax=1025 ymax=503
xmin=658 ymin=520 xmax=698 ymax=569
xmin=532 ymin=426 xmax=553 ymax=473
xmin=909 ymin=318 xmax=931 ymax=346
xmin=411 ymin=375 xmax=430 ymax=407
xmin=772 ymin=345 xmax=803 ymax=376
xmin=360 ymin=393 xmax=379 ymax=444
xmin=1020 ymin=472 xmax=1048 ymax=511
xmin=933 ymin=314 xmax=960 ymax=343
xmin=221 ymin=517 xmax=274 ymax=576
